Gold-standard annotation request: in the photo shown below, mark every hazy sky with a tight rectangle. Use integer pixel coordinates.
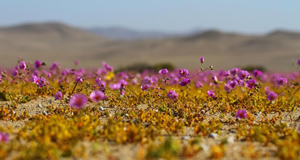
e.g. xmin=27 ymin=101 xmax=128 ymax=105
xmin=0 ymin=0 xmax=299 ymax=34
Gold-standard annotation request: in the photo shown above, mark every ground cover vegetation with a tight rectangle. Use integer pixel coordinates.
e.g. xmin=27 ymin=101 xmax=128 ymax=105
xmin=0 ymin=57 xmax=300 ymax=159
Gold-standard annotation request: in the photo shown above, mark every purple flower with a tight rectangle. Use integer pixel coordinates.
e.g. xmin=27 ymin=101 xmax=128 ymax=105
xmin=238 ymin=70 xmax=249 ymax=80
xmin=228 ymin=80 xmax=238 ymax=89
xmin=98 ymin=81 xmax=106 ymax=90
xmin=179 ymin=69 xmax=189 ymax=77
xmin=196 ymin=82 xmax=203 ymax=88
xmin=69 ymin=93 xmax=88 ymax=109
xmin=0 ymin=132 xmax=10 ymax=143
xmin=120 ymin=90 xmax=125 ymax=96
xmin=159 ymin=69 xmax=168 ymax=75
xmin=142 ymin=76 xmax=153 ymax=85
xmin=50 ymin=62 xmax=58 ymax=70
xmin=179 ymin=78 xmax=191 ymax=86
xmin=246 ymin=79 xmax=256 ymax=89
xmin=95 ymin=78 xmax=101 ymax=84
xmin=119 ymin=79 xmax=127 ymax=89
xmin=102 ymin=62 xmax=113 ymax=71
xmin=224 ymin=85 xmax=232 ymax=92
xmin=297 ymin=123 xmax=300 ymax=131
xmin=253 ymin=70 xmax=262 ymax=77
xmin=265 ymin=86 xmax=270 ymax=95
xmin=38 ymin=77 xmax=46 ymax=88
xmin=200 ymin=57 xmax=204 ymax=63
xmin=54 ymin=91 xmax=62 ymax=100
xmin=277 ymin=77 xmax=287 ymax=86
xmin=35 ymin=60 xmax=41 ymax=68
xmin=298 ymin=58 xmax=300 ymax=65
xmin=167 ymin=90 xmax=178 ymax=100
xmin=75 ymin=77 xmax=83 ymax=83
xmin=267 ymin=91 xmax=277 ymax=101
xmin=207 ymin=90 xmax=215 ymax=98
xmin=109 ymin=83 xmax=121 ymax=90
xmin=90 ymin=90 xmax=106 ymax=102
xmin=11 ymin=69 xmax=19 ymax=76
xmin=19 ymin=61 xmax=26 ymax=70
xmin=223 ymin=70 xmax=230 ymax=77
xmin=235 ymin=109 xmax=247 ymax=119
xmin=141 ymin=84 xmax=150 ymax=91
xmin=74 ymin=60 xmax=79 ymax=65
xmin=230 ymin=68 xmax=238 ymax=76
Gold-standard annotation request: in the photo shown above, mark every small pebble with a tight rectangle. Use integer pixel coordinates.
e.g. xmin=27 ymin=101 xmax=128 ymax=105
xmin=208 ymin=133 xmax=218 ymax=139
xmin=37 ymin=104 xmax=42 ymax=108
xmin=200 ymin=143 xmax=209 ymax=152
xmin=125 ymin=113 xmax=129 ymax=117
xmin=181 ymin=136 xmax=190 ymax=141
xmin=227 ymin=136 xmax=234 ymax=144
xmin=42 ymin=111 xmax=47 ymax=115
xmin=99 ymin=106 xmax=104 ymax=111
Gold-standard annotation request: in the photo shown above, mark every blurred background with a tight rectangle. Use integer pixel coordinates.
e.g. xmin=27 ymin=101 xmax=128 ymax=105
xmin=0 ymin=0 xmax=299 ymax=72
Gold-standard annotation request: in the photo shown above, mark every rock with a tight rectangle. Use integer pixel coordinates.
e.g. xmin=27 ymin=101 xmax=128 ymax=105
xmin=42 ymin=111 xmax=47 ymax=115
xmin=37 ymin=104 xmax=42 ymax=108
xmin=227 ymin=136 xmax=234 ymax=144
xmin=99 ymin=106 xmax=105 ymax=111
xmin=181 ymin=136 xmax=190 ymax=141
xmin=208 ymin=133 xmax=218 ymax=139
xmin=125 ymin=113 xmax=129 ymax=117
xmin=200 ymin=143 xmax=209 ymax=152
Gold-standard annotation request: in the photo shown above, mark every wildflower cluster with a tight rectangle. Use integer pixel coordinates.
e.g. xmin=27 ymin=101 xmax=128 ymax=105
xmin=0 ymin=57 xmax=299 ymax=159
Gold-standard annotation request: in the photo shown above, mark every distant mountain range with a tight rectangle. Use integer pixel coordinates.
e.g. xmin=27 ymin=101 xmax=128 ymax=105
xmin=0 ymin=22 xmax=299 ymax=71
xmin=88 ymin=26 xmax=204 ymax=40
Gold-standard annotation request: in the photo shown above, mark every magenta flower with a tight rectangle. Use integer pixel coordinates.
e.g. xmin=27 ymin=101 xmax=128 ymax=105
xmin=141 ymin=84 xmax=150 ymax=91
xmin=142 ymin=76 xmax=153 ymax=85
xmin=75 ymin=77 xmax=83 ymax=83
xmin=19 ymin=61 xmax=26 ymax=70
xmin=119 ymin=79 xmax=127 ymax=89
xmin=178 ymin=69 xmax=189 ymax=77
xmin=179 ymin=78 xmax=191 ymax=86
xmin=235 ymin=109 xmax=247 ymax=119
xmin=200 ymin=57 xmax=204 ymax=64
xmin=54 ymin=91 xmax=62 ymax=100
xmin=267 ymin=91 xmax=277 ymax=101
xmin=35 ymin=60 xmax=41 ymax=68
xmin=98 ymin=81 xmax=106 ymax=90
xmin=230 ymin=68 xmax=238 ymax=76
xmin=238 ymin=70 xmax=249 ymax=80
xmin=120 ymin=90 xmax=125 ymax=96
xmin=246 ymin=79 xmax=256 ymax=89
xmin=207 ymin=90 xmax=215 ymax=98
xmin=253 ymin=70 xmax=262 ymax=77
xmin=298 ymin=58 xmax=300 ymax=65
xmin=265 ymin=86 xmax=270 ymax=95
xmin=69 ymin=93 xmax=88 ymax=109
xmin=159 ymin=69 xmax=168 ymax=75
xmin=74 ymin=60 xmax=79 ymax=65
xmin=50 ymin=62 xmax=58 ymax=70
xmin=0 ymin=132 xmax=10 ymax=143
xmin=228 ymin=80 xmax=238 ymax=89
xmin=109 ymin=83 xmax=121 ymax=90
xmin=277 ymin=77 xmax=287 ymax=86
xmin=224 ymin=85 xmax=232 ymax=92
xmin=102 ymin=62 xmax=113 ymax=71
xmin=90 ymin=90 xmax=106 ymax=102
xmin=95 ymin=78 xmax=101 ymax=84
xmin=38 ymin=77 xmax=46 ymax=88
xmin=196 ymin=82 xmax=203 ymax=88
xmin=297 ymin=123 xmax=300 ymax=131
xmin=167 ymin=90 xmax=178 ymax=100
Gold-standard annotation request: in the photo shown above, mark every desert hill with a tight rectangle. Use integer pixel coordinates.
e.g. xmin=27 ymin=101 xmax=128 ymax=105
xmin=0 ymin=22 xmax=299 ymax=71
